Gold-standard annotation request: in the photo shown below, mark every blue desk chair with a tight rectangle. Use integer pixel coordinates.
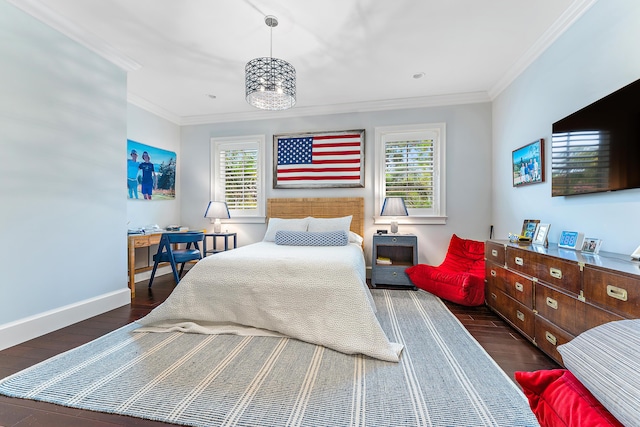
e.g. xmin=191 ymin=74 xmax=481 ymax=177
xmin=148 ymin=232 xmax=204 ymax=288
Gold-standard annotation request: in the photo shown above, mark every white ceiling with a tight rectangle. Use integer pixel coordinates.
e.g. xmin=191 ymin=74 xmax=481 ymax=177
xmin=9 ymin=0 xmax=596 ymax=124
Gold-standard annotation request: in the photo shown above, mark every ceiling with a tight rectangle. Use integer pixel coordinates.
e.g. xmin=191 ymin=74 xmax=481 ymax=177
xmin=10 ymin=0 xmax=596 ymax=124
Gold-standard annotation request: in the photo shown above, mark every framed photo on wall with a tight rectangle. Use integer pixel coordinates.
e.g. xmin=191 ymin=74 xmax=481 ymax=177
xmin=127 ymin=139 xmax=176 ymax=200
xmin=273 ymin=129 xmax=365 ymax=189
xmin=512 ymin=139 xmax=544 ymax=187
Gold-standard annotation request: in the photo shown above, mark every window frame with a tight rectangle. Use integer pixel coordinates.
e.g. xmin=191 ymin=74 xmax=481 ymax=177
xmin=374 ymin=123 xmax=447 ymax=225
xmin=211 ymin=134 xmax=266 ymax=224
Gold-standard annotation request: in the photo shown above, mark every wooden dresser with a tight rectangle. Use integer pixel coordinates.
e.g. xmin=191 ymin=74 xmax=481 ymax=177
xmin=485 ymin=240 xmax=640 ymax=365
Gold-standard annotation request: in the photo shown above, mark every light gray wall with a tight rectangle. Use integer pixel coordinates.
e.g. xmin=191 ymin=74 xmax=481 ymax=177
xmin=0 ymin=1 xmax=129 ymax=349
xmin=492 ymin=0 xmax=640 ymax=256
xmin=181 ymin=103 xmax=493 ymax=266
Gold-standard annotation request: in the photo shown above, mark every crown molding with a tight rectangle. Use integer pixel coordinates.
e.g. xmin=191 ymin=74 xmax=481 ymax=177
xmin=488 ymin=0 xmax=598 ymax=99
xmin=179 ymin=91 xmax=491 ymax=125
xmin=127 ymin=93 xmax=182 ymax=125
xmin=7 ymin=0 xmax=141 ymax=72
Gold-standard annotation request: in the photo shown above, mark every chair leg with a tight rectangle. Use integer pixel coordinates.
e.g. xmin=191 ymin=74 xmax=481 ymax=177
xmin=178 ymin=262 xmax=186 ymax=279
xmin=148 ymin=259 xmax=160 ymax=288
xmin=169 ymin=257 xmax=180 ymax=284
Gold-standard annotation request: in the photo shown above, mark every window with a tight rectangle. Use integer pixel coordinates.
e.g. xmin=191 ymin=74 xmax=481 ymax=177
xmin=375 ymin=123 xmax=446 ymax=224
xmin=211 ymin=135 xmax=265 ymax=222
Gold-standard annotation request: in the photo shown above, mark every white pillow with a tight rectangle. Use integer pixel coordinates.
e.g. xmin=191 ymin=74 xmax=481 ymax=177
xmin=348 ymin=231 xmax=364 ymax=245
xmin=557 ymin=319 xmax=640 ymax=427
xmin=307 ymin=215 xmax=352 ymax=233
xmin=263 ymin=217 xmax=309 ymax=242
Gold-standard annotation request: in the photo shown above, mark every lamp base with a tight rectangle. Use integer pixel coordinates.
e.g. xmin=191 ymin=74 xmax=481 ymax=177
xmin=213 ymin=219 xmax=222 ymax=233
xmin=390 ymin=220 xmax=399 ymax=234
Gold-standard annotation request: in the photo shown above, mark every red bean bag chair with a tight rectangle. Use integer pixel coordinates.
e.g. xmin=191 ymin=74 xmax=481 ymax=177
xmin=406 ymin=234 xmax=485 ymax=306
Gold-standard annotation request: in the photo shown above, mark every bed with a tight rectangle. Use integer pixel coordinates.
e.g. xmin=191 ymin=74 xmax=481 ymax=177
xmin=136 ymin=197 xmax=403 ymax=362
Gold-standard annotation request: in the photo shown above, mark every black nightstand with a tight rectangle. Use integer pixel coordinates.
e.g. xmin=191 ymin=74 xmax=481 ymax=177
xmin=203 ymin=232 xmax=237 ymax=256
xmin=371 ymin=234 xmax=418 ymax=289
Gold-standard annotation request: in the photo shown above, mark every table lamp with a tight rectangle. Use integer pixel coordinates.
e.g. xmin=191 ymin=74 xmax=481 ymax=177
xmin=204 ymin=201 xmax=230 ymax=233
xmin=380 ymin=197 xmax=408 ymax=234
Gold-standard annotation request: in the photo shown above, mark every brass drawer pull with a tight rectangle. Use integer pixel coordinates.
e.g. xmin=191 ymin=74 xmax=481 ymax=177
xmin=606 ymin=285 xmax=628 ymax=301
xmin=515 ymin=257 xmax=524 ymax=266
xmin=490 ymin=269 xmax=497 ymax=277
xmin=516 ymin=310 xmax=525 ymax=322
xmin=545 ymin=331 xmax=557 ymax=346
xmin=392 ymin=272 xmax=398 ymax=277
xmin=491 ymin=249 xmax=498 ymax=257
xmin=491 ymin=293 xmax=497 ymax=300
xmin=515 ymin=282 xmax=524 ymax=292
xmin=546 ymin=297 xmax=558 ymax=310
xmin=392 ymin=237 xmax=397 ymax=242
xmin=550 ymin=267 xmax=562 ymax=279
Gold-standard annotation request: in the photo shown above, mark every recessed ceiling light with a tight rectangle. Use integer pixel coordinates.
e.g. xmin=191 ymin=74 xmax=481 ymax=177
xmin=413 ymin=72 xmax=425 ymax=79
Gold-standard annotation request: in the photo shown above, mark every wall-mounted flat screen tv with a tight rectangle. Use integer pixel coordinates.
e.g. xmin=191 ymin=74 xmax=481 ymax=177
xmin=551 ymin=78 xmax=640 ymax=196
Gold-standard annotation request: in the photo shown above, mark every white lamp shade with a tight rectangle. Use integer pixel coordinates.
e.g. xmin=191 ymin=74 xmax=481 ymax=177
xmin=380 ymin=197 xmax=408 ymax=217
xmin=204 ymin=201 xmax=230 ymax=219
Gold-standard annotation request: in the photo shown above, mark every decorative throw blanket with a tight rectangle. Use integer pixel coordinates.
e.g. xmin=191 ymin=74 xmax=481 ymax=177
xmin=136 ymin=242 xmax=403 ymax=362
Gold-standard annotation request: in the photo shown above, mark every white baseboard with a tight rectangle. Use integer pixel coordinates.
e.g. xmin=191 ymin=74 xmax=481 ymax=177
xmin=0 ymin=288 xmax=131 ymax=351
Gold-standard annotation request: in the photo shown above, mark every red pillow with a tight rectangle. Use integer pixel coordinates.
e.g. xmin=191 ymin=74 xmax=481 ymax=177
xmin=515 ymin=369 xmax=623 ymax=427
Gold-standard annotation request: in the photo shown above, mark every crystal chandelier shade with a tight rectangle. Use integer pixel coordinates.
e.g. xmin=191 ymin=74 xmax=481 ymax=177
xmin=245 ymin=16 xmax=296 ymax=110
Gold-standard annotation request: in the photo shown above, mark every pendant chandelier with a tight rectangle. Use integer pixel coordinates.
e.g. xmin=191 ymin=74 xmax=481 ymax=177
xmin=245 ymin=15 xmax=296 ymax=110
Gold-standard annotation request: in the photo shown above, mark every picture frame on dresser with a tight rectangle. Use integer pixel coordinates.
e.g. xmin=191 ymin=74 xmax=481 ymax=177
xmin=582 ymin=238 xmax=603 ymax=254
xmin=521 ymin=219 xmax=540 ymax=239
xmin=532 ymin=223 xmax=550 ymax=246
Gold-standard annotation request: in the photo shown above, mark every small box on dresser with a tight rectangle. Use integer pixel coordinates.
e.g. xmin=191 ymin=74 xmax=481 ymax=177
xmin=371 ymin=234 xmax=417 ymax=289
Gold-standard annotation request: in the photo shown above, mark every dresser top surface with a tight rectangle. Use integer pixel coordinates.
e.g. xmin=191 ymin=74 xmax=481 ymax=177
xmin=489 ymin=239 xmax=640 ymax=277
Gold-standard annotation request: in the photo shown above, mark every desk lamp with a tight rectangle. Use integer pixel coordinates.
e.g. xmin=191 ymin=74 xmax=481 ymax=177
xmin=380 ymin=197 xmax=408 ymax=234
xmin=204 ymin=201 xmax=230 ymax=233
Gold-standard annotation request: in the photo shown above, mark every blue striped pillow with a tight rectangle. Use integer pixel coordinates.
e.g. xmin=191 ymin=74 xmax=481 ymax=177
xmin=274 ymin=230 xmax=348 ymax=246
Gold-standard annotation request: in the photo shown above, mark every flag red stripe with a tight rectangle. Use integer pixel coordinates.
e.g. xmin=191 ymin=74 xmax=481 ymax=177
xmin=312 ymin=134 xmax=361 ymax=140
xmin=311 ymin=158 xmax=359 ymax=164
xmin=278 ymin=167 xmax=360 ymax=173
xmin=312 ymin=142 xmax=361 ymax=148
xmin=312 ymin=150 xmax=360 ymax=156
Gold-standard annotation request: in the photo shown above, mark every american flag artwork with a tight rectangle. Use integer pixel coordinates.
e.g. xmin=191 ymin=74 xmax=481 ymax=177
xmin=274 ymin=130 xmax=364 ymax=188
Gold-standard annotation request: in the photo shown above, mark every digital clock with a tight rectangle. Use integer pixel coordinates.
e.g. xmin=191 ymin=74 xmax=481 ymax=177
xmin=558 ymin=231 xmax=584 ymax=250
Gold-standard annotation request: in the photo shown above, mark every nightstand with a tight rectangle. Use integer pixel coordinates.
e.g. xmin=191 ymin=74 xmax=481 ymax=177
xmin=371 ymin=234 xmax=418 ymax=289
xmin=203 ymin=232 xmax=237 ymax=256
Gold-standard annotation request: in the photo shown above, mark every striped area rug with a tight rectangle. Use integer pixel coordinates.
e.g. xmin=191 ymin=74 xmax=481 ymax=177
xmin=0 ymin=290 xmax=538 ymax=426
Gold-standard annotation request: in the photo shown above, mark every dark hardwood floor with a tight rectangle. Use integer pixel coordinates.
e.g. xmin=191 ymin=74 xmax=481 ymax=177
xmin=0 ymin=275 xmax=559 ymax=426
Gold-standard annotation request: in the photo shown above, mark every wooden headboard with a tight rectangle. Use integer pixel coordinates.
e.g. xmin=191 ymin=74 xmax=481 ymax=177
xmin=267 ymin=197 xmax=364 ymax=237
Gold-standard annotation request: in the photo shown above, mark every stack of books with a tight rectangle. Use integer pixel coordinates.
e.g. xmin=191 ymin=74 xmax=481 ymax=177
xmin=376 ymin=256 xmax=392 ymax=265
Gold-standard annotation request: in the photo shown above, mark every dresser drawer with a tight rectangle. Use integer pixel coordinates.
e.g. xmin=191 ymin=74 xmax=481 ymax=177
xmin=485 ymin=241 xmax=505 ymax=266
xmin=581 ymin=302 xmax=625 ymax=332
xmin=486 ymin=264 xmax=533 ymax=309
xmin=534 ymin=315 xmax=574 ymax=366
xmin=372 ymin=266 xmax=412 ymax=286
xmin=487 ymin=288 xmax=535 ymax=340
xmin=535 ymin=283 xmax=581 ymax=336
xmin=507 ymin=247 xmax=581 ymax=295
xmin=583 ymin=266 xmax=640 ymax=318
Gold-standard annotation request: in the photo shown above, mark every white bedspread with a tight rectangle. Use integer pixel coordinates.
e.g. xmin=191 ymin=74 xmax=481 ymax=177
xmin=135 ymin=242 xmax=403 ymax=362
